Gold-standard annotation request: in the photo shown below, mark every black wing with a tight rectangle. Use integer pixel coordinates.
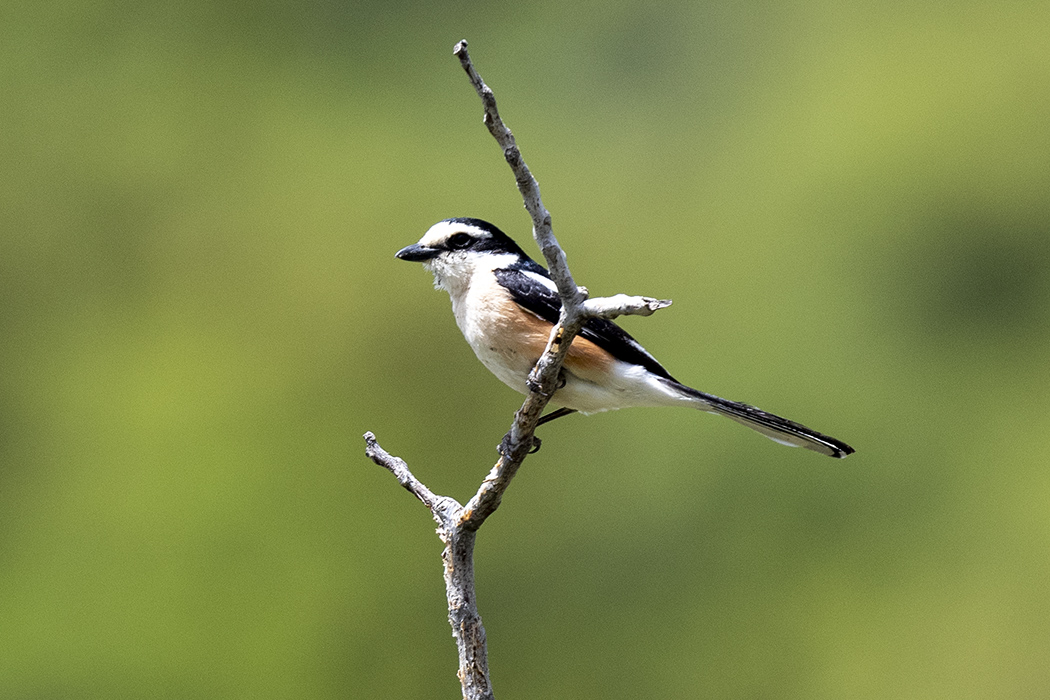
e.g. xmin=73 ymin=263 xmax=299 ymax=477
xmin=493 ymin=267 xmax=676 ymax=382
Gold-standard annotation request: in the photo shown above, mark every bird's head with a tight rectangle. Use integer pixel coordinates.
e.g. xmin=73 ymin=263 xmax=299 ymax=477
xmin=396 ymin=218 xmax=532 ymax=293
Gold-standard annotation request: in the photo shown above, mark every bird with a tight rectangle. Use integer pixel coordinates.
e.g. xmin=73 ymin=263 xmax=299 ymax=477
xmin=395 ymin=218 xmax=854 ymax=458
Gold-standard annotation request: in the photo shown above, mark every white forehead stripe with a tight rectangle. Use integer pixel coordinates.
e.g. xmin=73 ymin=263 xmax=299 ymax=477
xmin=418 ymin=220 xmax=492 ymax=247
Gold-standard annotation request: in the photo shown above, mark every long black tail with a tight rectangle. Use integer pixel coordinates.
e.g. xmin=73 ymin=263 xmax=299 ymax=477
xmin=668 ymin=380 xmax=855 ymax=458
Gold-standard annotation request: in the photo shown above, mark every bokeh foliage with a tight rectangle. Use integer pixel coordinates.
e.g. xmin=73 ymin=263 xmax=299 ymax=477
xmin=2 ymin=1 xmax=1049 ymax=698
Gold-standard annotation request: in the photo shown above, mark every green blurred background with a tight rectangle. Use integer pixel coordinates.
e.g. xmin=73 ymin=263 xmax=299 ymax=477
xmin=3 ymin=1 xmax=1049 ymax=698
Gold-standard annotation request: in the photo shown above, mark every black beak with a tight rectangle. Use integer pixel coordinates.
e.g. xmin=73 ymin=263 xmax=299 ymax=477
xmin=395 ymin=244 xmax=440 ymax=262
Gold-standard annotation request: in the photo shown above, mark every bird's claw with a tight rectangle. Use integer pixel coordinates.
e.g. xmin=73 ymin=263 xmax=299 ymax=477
xmin=528 ymin=436 xmax=542 ymax=454
xmin=497 ymin=434 xmax=543 ymax=455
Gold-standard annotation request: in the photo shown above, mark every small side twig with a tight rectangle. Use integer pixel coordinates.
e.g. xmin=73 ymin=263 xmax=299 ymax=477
xmin=364 ymin=431 xmax=441 ymax=508
xmin=583 ymin=293 xmax=673 ymax=319
xmin=363 ymin=431 xmax=458 ymax=522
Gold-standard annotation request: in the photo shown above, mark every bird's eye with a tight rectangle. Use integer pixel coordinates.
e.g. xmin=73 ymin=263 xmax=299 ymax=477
xmin=447 ymin=233 xmax=473 ymax=250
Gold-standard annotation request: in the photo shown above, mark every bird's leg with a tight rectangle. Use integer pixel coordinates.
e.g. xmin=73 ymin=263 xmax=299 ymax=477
xmin=536 ymin=407 xmax=577 ymax=427
xmin=511 ymin=370 xmax=574 ymax=454
xmin=527 ymin=407 xmax=577 ymax=453
xmin=532 ymin=371 xmax=575 ymax=448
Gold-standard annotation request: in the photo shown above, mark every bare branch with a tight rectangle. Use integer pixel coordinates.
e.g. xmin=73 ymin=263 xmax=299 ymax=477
xmin=451 ymin=41 xmax=676 ymax=533
xmin=442 ymin=527 xmax=492 ymax=700
xmin=451 ymin=41 xmax=583 ymax=532
xmin=582 ymin=294 xmax=673 ymax=319
xmin=363 ymin=432 xmax=459 ymax=522
xmin=362 ymin=432 xmax=492 ymax=699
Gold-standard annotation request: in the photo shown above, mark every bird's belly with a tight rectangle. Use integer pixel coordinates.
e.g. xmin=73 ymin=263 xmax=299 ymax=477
xmin=554 ymin=363 xmax=691 ymax=413
xmin=470 ymin=335 xmax=538 ymax=394
xmin=452 ymin=285 xmax=690 ymax=413
xmin=454 ymin=288 xmax=551 ymax=395
xmin=466 ymin=325 xmax=690 ymax=414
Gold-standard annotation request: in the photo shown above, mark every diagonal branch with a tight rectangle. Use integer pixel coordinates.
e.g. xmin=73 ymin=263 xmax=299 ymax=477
xmin=452 ymin=40 xmax=672 ymax=531
xmin=453 ymin=40 xmax=581 ymax=307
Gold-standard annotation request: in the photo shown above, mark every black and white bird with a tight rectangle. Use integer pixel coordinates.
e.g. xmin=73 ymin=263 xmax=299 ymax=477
xmin=396 ymin=218 xmax=854 ymax=458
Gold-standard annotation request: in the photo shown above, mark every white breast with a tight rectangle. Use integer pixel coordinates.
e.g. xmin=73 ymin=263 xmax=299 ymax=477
xmin=451 ymin=271 xmax=546 ymax=394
